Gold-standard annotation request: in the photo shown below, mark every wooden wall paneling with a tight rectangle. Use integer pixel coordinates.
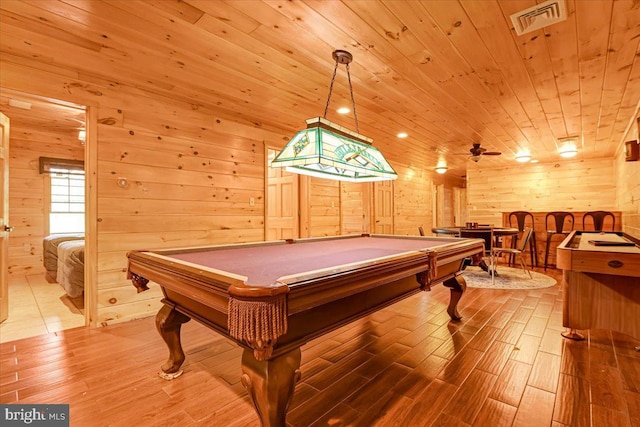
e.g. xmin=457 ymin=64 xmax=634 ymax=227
xmin=309 ymin=178 xmax=340 ymax=237
xmin=97 ymin=196 xmax=263 ymax=217
xmin=616 ymin=112 xmax=640 ymax=237
xmin=96 ymin=292 xmax=164 ymax=326
xmin=98 ymin=139 xmax=263 ymax=180
xmin=431 ymin=182 xmax=437 ymax=232
xmin=454 ymin=187 xmax=467 ymax=226
xmin=362 ymin=182 xmax=372 ymax=235
xmin=443 ymin=186 xmax=454 ymax=227
xmin=0 ymin=112 xmax=7 ymax=323
xmin=92 ymin=100 xmax=271 ymax=325
xmin=466 ymin=158 xmax=617 ymax=227
xmin=392 ymin=166 xmax=432 ymax=236
xmin=436 ymin=184 xmax=445 ymax=227
xmin=97 ymin=164 xmax=263 ymax=194
xmin=340 ymin=182 xmax=366 ymax=235
xmin=299 ymin=176 xmax=311 ymax=238
xmin=85 ymin=106 xmax=97 ymax=327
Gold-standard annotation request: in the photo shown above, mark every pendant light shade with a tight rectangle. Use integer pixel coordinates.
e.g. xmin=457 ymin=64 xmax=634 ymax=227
xmin=272 ymin=117 xmax=397 ymax=182
xmin=271 ymin=50 xmax=397 ymax=182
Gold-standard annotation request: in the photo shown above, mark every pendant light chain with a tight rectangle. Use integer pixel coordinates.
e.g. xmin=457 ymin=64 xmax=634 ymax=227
xmin=323 ymin=60 xmax=339 ymax=119
xmin=346 ymin=62 xmax=359 ymax=133
xmin=322 ymin=56 xmax=360 ymax=134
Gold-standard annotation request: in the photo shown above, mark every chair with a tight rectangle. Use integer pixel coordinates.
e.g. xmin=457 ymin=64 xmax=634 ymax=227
xmin=508 ymin=211 xmax=538 ymax=267
xmin=582 ymin=211 xmax=615 ymax=232
xmin=460 ymin=228 xmax=495 ymax=276
xmin=492 ymin=227 xmax=533 ymax=278
xmin=544 ymin=211 xmax=574 ymax=270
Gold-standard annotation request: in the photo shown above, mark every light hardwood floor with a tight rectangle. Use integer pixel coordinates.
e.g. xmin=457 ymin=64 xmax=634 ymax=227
xmin=1 ymin=267 xmax=639 ymax=426
xmin=0 ymin=275 xmax=84 ymax=343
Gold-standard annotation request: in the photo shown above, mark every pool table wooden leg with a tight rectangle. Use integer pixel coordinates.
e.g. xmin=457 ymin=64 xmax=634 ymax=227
xmin=240 ymin=347 xmax=302 ymax=426
xmin=442 ymin=273 xmax=466 ymax=321
xmin=156 ymin=304 xmax=191 ymax=379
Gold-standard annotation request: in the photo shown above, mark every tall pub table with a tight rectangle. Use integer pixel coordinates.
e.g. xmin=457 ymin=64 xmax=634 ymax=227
xmin=431 ymin=226 xmax=519 ymax=275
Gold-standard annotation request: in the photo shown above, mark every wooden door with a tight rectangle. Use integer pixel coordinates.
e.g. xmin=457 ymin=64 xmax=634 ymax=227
xmin=0 ymin=113 xmax=10 ymax=323
xmin=454 ymin=187 xmax=467 ymax=226
xmin=373 ymin=180 xmax=393 ymax=234
xmin=435 ymin=183 xmax=445 ymax=227
xmin=340 ymin=182 xmax=367 ymax=235
xmin=266 ymin=148 xmax=298 ymax=240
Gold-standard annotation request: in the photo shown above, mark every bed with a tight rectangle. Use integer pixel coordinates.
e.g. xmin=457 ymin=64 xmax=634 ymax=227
xmin=43 ymin=234 xmax=85 ymax=296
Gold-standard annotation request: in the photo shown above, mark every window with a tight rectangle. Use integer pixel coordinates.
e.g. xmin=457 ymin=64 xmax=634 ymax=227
xmin=40 ymin=157 xmax=85 ymax=234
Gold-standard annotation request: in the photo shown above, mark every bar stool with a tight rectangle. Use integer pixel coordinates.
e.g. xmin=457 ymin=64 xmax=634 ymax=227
xmin=582 ymin=211 xmax=615 ymax=231
xmin=544 ymin=211 xmax=574 ymax=270
xmin=508 ymin=211 xmax=538 ymax=267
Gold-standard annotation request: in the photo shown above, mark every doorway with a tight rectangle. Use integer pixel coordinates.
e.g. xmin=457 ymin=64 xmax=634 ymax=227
xmin=0 ymin=88 xmax=88 ymax=342
xmin=265 ymin=147 xmax=299 ymax=240
xmin=373 ymin=180 xmax=394 ymax=234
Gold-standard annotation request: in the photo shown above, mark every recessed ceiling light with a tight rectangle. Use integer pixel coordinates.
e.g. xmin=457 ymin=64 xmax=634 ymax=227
xmin=558 ymin=136 xmax=579 ymax=158
xmin=530 ymin=159 xmax=539 ymax=163
xmin=336 ymin=107 xmax=350 ymax=114
xmin=515 ymin=152 xmax=531 ymax=162
xmin=397 ymin=132 xmax=408 ymax=138
xmin=559 ymin=148 xmax=577 ymax=158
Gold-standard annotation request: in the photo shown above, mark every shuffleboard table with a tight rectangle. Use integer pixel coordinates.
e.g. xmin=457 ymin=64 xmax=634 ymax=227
xmin=127 ymin=234 xmax=483 ymax=426
xmin=557 ymin=231 xmax=640 ymax=345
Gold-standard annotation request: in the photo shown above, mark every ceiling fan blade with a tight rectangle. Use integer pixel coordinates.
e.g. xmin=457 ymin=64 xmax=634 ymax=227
xmin=482 ymin=152 xmax=502 ymax=156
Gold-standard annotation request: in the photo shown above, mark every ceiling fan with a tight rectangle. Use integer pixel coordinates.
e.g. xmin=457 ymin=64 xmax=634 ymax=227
xmin=468 ymin=143 xmax=502 ymax=162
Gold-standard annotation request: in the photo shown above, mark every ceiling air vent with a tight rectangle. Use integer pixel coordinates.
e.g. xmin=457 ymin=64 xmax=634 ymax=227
xmin=510 ymin=0 xmax=567 ymax=36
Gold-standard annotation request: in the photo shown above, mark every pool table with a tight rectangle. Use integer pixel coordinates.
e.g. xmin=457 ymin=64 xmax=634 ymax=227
xmin=126 ymin=234 xmax=483 ymax=426
xmin=557 ymin=231 xmax=640 ymax=343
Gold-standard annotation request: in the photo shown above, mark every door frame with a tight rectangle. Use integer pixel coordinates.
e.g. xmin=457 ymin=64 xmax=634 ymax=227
xmin=264 ymin=145 xmax=301 ymax=241
xmin=0 ymin=88 xmax=96 ymax=328
xmin=0 ymin=112 xmax=10 ymax=323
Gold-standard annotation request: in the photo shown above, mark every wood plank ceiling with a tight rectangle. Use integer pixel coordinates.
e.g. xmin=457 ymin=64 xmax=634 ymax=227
xmin=1 ymin=0 xmax=639 ymax=177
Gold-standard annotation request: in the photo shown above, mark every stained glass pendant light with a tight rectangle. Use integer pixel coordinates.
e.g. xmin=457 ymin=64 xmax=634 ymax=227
xmin=271 ymin=50 xmax=397 ymax=182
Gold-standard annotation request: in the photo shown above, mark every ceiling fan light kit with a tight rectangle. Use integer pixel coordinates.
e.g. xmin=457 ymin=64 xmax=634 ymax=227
xmin=466 ymin=143 xmax=502 ymax=163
